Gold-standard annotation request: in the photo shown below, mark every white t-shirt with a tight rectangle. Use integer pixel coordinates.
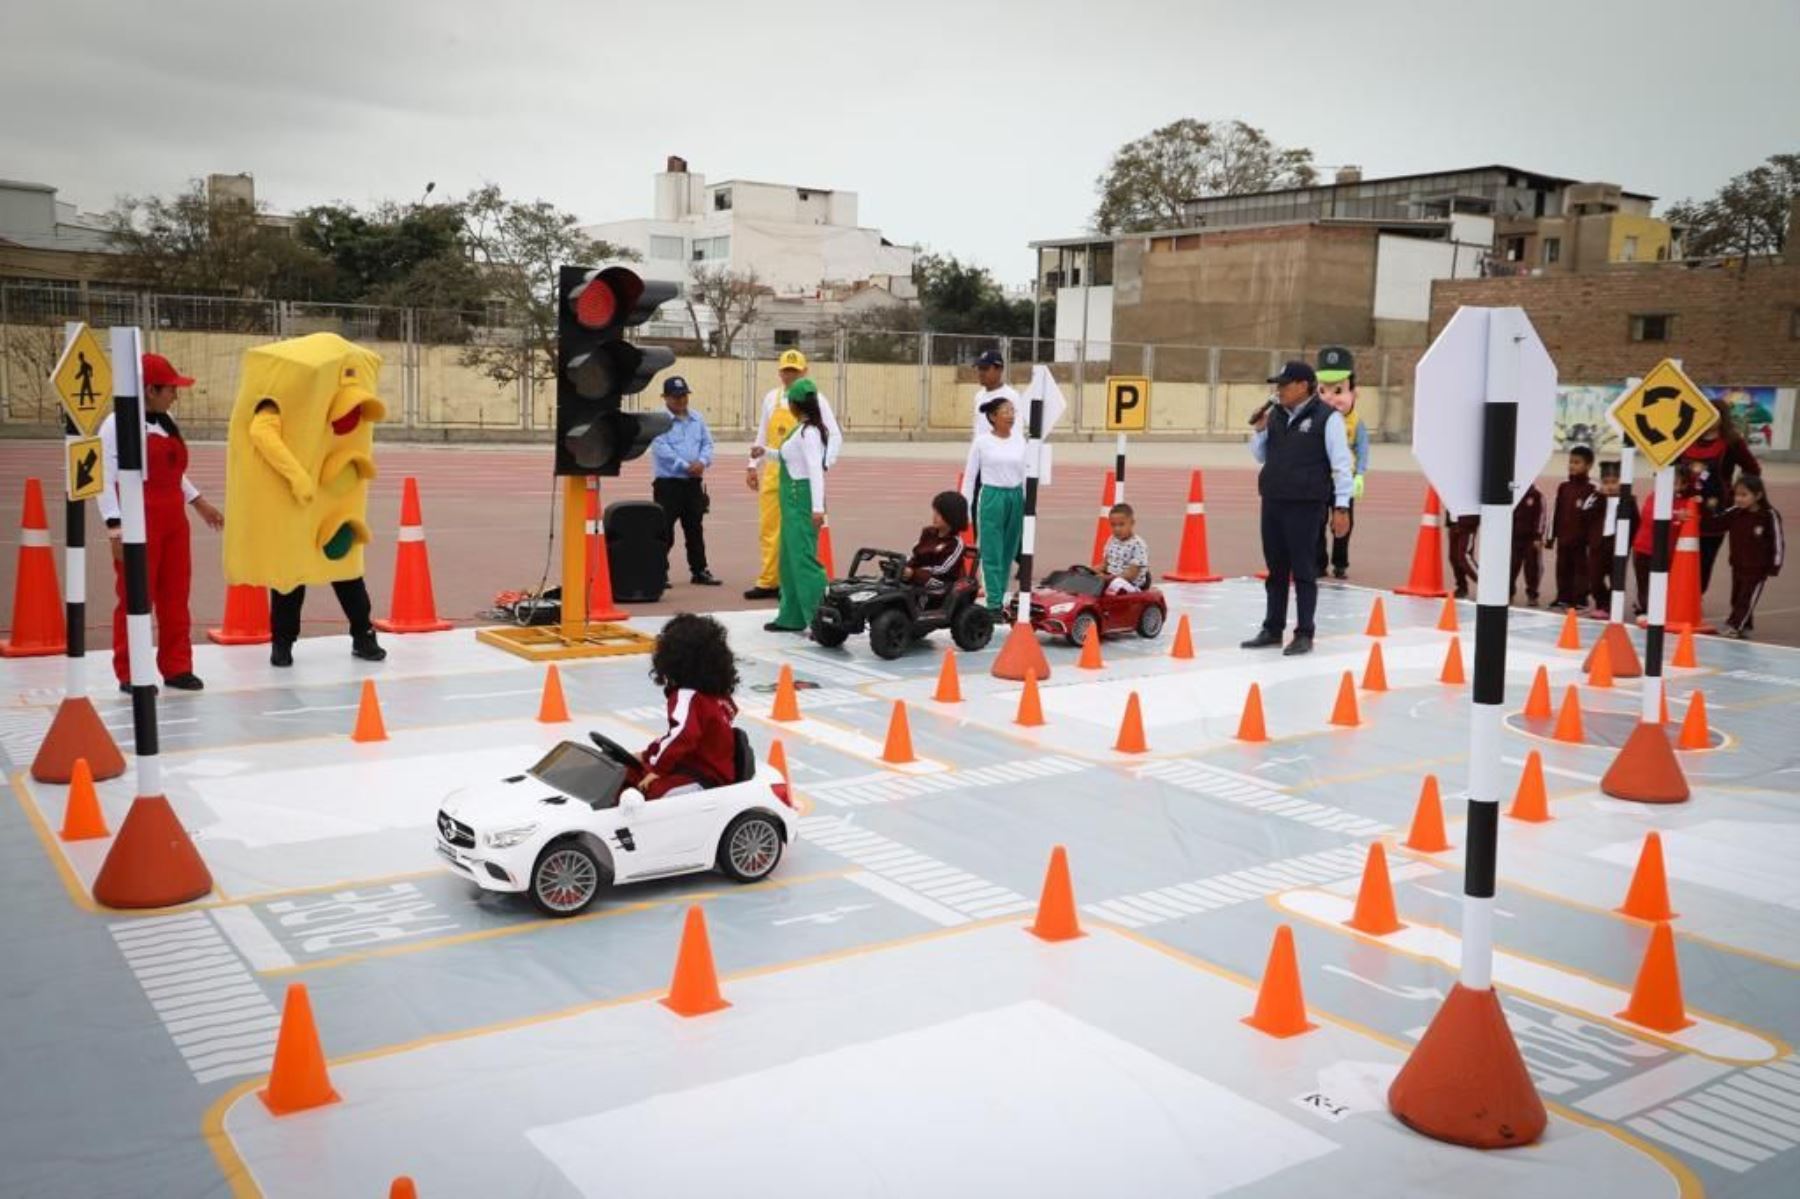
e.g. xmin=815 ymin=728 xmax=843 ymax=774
xmin=961 ymin=432 xmax=1027 ymax=503
xmin=777 ymin=425 xmax=828 ymax=512
xmin=752 ymin=387 xmax=842 ymax=469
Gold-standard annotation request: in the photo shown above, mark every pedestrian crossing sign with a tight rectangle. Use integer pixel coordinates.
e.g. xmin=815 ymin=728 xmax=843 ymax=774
xmin=51 ymin=324 xmax=112 ymax=437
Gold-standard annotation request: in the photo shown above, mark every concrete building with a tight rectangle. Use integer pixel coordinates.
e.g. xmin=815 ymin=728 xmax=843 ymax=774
xmin=0 ymin=179 xmax=120 ymax=283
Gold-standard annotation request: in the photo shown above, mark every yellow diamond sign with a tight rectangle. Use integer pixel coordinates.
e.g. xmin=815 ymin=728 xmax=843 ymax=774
xmin=50 ymin=324 xmax=112 ymax=437
xmin=1608 ymin=359 xmax=1719 ymax=469
xmin=67 ymin=436 xmax=104 ymax=502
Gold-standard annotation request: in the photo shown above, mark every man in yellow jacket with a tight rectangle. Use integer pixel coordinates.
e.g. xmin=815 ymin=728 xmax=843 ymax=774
xmin=743 ymin=349 xmax=841 ymax=600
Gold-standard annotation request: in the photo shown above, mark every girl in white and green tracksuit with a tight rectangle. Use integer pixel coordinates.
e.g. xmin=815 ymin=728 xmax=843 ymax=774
xmin=960 ymin=396 xmax=1026 ymax=609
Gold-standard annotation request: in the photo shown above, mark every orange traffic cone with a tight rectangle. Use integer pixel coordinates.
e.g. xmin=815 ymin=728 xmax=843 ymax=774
xmin=933 ymin=650 xmax=963 ymax=703
xmin=1587 ymin=637 xmax=1614 ymax=689
xmin=1557 ymin=608 xmax=1582 ymax=650
xmin=1236 ymin=683 xmax=1268 ymax=742
xmin=1618 ymin=922 xmax=1693 ymax=1033
xmin=390 ymin=1180 xmax=417 ymax=1199
xmin=1403 ymin=775 xmax=1451 ymax=853
xmin=1 ymin=479 xmax=65 ymax=657
xmin=1437 ymin=596 xmax=1459 ymax=632
xmin=373 ymin=477 xmax=452 ymax=634
xmin=991 ymin=619 xmax=1050 ymax=682
xmin=767 ymin=738 xmax=790 ymax=787
xmin=662 ymin=906 xmax=730 ymax=1016
xmin=59 ymin=757 xmax=109 ymax=841
xmin=1677 ymin=691 xmax=1710 ymax=750
xmin=1170 ymin=613 xmax=1195 ymax=659
xmin=1028 ymin=845 xmax=1083 ymax=942
xmin=583 ymin=480 xmax=628 ymax=623
xmin=1664 ymin=511 xmax=1715 ymax=634
xmin=1329 ymin=671 xmax=1360 ymax=727
xmin=1388 ymin=983 xmax=1547 ymax=1148
xmin=1089 ymin=470 xmax=1116 ymax=568
xmin=1113 ymin=692 xmax=1147 ymax=753
xmin=1552 ymin=685 xmax=1584 ymax=744
xmin=818 ymin=514 xmax=837 ymax=579
xmin=91 ymin=793 xmax=213 ymax=908
xmin=207 ymin=583 xmax=272 ymax=645
xmin=1440 ymin=636 xmax=1466 ymax=685
xmin=1394 ymin=487 xmax=1450 ymax=598
xmin=1362 ymin=641 xmax=1388 ymax=692
xmin=1508 ymin=751 xmax=1550 ymax=822
xmin=1078 ymin=621 xmax=1104 ymax=669
xmin=1671 ymin=625 xmax=1698 ymax=669
xmin=1658 ymin=684 xmax=1670 ymax=726
xmin=1165 ymin=470 xmax=1223 ymax=583
xmin=32 ymin=693 xmax=125 ymax=784
xmin=259 ymin=983 xmax=339 ymax=1115
xmin=771 ymin=664 xmax=801 ymax=721
xmin=1365 ymin=596 xmax=1388 ymax=638
xmin=1601 ymin=720 xmax=1689 ymax=804
xmin=881 ymin=701 xmax=915 ymax=764
xmin=1618 ymin=832 xmax=1677 ymax=921
xmin=1015 ymin=669 xmax=1045 ymax=727
xmin=1242 ymin=925 xmax=1315 ymax=1037
xmin=1584 ymin=623 xmax=1642 ymax=678
xmin=351 ymin=680 xmax=388 ymax=743
xmin=537 ymin=665 xmax=570 ymax=723
xmin=1345 ymin=843 xmax=1404 ymax=934
xmin=1524 ymin=665 xmax=1553 ymax=720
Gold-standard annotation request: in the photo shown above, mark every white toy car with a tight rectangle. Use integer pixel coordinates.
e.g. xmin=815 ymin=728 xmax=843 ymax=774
xmin=435 ymin=729 xmax=794 ymax=917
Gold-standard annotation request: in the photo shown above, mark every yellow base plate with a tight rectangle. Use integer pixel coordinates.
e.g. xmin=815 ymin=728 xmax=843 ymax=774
xmin=475 ymin=622 xmax=656 ymax=661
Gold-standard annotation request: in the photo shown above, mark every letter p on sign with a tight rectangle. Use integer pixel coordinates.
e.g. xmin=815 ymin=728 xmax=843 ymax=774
xmin=1106 ymin=376 xmax=1150 ymax=432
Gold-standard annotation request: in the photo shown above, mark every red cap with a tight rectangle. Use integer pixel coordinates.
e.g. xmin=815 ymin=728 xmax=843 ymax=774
xmin=142 ymin=353 xmax=195 ymax=388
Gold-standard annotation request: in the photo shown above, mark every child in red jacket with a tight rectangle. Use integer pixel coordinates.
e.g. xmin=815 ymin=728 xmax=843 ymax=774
xmin=628 ymin=613 xmax=741 ymax=799
xmin=1705 ymin=475 xmax=1784 ymax=639
xmin=904 ymin=491 xmax=970 ymax=604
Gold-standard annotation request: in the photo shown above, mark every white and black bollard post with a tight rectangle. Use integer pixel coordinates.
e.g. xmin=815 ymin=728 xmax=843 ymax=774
xmin=1609 ymin=443 xmax=1635 ymax=628
xmin=1641 ymin=465 xmax=1673 ymax=724
xmin=1113 ymin=431 xmax=1127 ymax=508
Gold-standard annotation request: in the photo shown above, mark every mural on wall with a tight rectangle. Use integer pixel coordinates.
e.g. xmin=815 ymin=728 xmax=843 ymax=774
xmin=1552 ymin=385 xmax=1795 ymax=453
xmin=1704 ymin=385 xmax=1792 ymax=451
xmin=1553 ymin=385 xmax=1625 ymax=452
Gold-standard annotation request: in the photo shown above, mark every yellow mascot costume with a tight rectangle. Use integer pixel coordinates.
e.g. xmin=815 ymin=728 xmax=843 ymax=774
xmin=224 ymin=333 xmax=389 ymax=666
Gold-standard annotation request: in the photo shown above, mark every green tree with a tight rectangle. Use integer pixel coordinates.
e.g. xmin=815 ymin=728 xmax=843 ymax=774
xmin=107 ymin=181 xmax=335 ymax=307
xmin=294 ymin=201 xmax=485 ymax=310
xmin=1092 ymin=118 xmax=1317 ymax=234
xmin=1665 ymin=152 xmax=1798 ymax=267
xmin=834 ymin=252 xmax=1051 ymax=363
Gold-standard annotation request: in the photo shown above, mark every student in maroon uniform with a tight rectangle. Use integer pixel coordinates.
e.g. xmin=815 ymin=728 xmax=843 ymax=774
xmin=1447 ymin=512 xmax=1479 ymax=599
xmin=1511 ymin=482 xmax=1546 ymax=606
xmin=1544 ymin=445 xmax=1599 ymax=610
xmin=1680 ymin=401 xmax=1761 ymax=594
xmin=903 ymin=491 xmax=970 ymax=605
xmin=627 ymin=613 xmax=742 ymax=799
xmin=1587 ymin=461 xmax=1632 ymax=617
xmin=1704 ymin=475 xmax=1784 ymax=639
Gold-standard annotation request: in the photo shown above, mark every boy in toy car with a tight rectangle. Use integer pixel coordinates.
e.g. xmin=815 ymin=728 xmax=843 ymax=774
xmin=903 ymin=491 xmax=970 ymax=606
xmin=1101 ymin=503 xmax=1151 ymax=594
xmin=627 ymin=614 xmax=742 ymax=799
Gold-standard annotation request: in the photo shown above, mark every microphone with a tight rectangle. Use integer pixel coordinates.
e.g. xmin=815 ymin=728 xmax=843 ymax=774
xmin=1248 ymin=396 xmax=1276 ymax=428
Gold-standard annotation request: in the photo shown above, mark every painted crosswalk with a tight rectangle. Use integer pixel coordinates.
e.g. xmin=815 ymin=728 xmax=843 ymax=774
xmin=0 ymin=708 xmax=51 ymax=767
xmin=1084 ymin=845 xmax=1372 ymax=929
xmin=618 ymin=686 xmax=877 ymax=727
xmin=797 ymin=815 xmax=1034 ymax=925
xmin=110 ymin=911 xmax=281 ymax=1085
xmin=1626 ymin=1058 xmax=1800 ymax=1174
xmin=806 ymin=755 xmax=1091 ymax=808
xmin=1136 ymin=759 xmax=1390 ymax=837
xmin=769 ymin=651 xmax=903 ymax=686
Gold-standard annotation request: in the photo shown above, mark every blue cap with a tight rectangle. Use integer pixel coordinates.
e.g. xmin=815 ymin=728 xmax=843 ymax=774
xmin=661 ymin=375 xmax=690 ymax=396
xmin=973 ymin=349 xmax=1004 ymax=369
xmin=1267 ymin=361 xmax=1316 ymax=386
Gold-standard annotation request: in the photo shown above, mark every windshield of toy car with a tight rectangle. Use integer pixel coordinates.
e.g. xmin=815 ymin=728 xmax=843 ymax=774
xmin=1043 ymin=569 xmax=1102 ymax=597
xmin=528 ymin=742 xmax=625 ymax=809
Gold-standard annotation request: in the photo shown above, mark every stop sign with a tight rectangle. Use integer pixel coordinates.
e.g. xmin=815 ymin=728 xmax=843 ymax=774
xmin=1412 ymin=306 xmax=1557 ymax=516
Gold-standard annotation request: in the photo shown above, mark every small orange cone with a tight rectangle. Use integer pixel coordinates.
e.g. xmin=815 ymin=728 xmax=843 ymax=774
xmin=1170 ymin=613 xmax=1195 ymax=660
xmin=32 ymin=695 xmax=125 ymax=784
xmin=1588 ymin=637 xmax=1614 ymax=689
xmin=1089 ymin=469 xmax=1116 ymax=568
xmin=207 ymin=583 xmax=272 ymax=645
xmin=933 ymin=650 xmax=963 ymax=703
xmin=1028 ymin=845 xmax=1083 ymax=942
xmin=1242 ymin=925 xmax=1315 ymax=1037
xmin=1618 ymin=922 xmax=1693 ymax=1033
xmin=1394 ymin=487 xmax=1450 ymax=598
xmin=1508 ymin=751 xmax=1550 ymax=822
xmin=1523 ymin=665 xmax=1552 ymax=720
xmin=1671 ymin=625 xmax=1698 ymax=669
xmin=1329 ymin=671 xmax=1360 ymax=727
xmin=1618 ymin=832 xmax=1677 ymax=921
xmin=59 ymin=758 xmax=109 ymax=841
xmin=1557 ymin=608 xmax=1582 ymax=650
xmin=661 ymin=906 xmax=730 ymax=1016
xmin=1437 ymin=596 xmax=1459 ymax=632
xmin=767 ymin=738 xmax=790 ymax=786
xmin=1015 ymin=669 xmax=1045 ymax=728
xmin=1677 ymin=691 xmax=1710 ymax=750
xmin=1 ymin=478 xmax=65 ymax=657
xmin=991 ymin=619 xmax=1051 ymax=681
xmin=1113 ymin=691 xmax=1147 ymax=753
xmin=1165 ymin=470 xmax=1224 ymax=582
xmin=1362 ymin=642 xmax=1388 ymax=692
xmin=537 ymin=665 xmax=570 ymax=723
xmin=1584 ymin=622 xmax=1642 ymax=677
xmin=1403 ymin=775 xmax=1451 ymax=853
xmin=1236 ymin=683 xmax=1268 ymax=742
xmin=351 ymin=680 xmax=388 ymax=743
xmin=818 ymin=514 xmax=838 ymax=579
xmin=771 ymin=665 xmax=801 ymax=721
xmin=1552 ymin=685 xmax=1584 ymax=744
xmin=1601 ymin=720 xmax=1689 ymax=804
xmin=1439 ymin=636 xmax=1466 ymax=685
xmin=582 ymin=479 xmax=629 ymax=623
xmin=259 ymin=983 xmax=339 ymax=1115
xmin=1077 ymin=621 xmax=1104 ymax=669
xmin=1365 ymin=596 xmax=1388 ymax=638
xmin=373 ymin=477 xmax=453 ymax=634
xmin=390 ymin=1180 xmax=417 ymax=1199
xmin=1345 ymin=843 xmax=1404 ymax=934
xmin=91 ymin=796 xmax=213 ymax=908
xmin=881 ymin=700 xmax=915 ymax=764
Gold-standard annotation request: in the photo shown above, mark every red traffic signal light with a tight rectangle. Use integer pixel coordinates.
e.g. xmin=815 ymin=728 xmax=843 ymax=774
xmin=555 ymin=264 xmax=679 ymax=477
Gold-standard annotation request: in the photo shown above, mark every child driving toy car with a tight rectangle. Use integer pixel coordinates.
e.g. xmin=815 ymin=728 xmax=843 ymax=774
xmin=903 ymin=491 xmax=970 ymax=606
xmin=1102 ymin=503 xmax=1151 ymax=594
xmin=627 ymin=613 xmax=742 ymax=799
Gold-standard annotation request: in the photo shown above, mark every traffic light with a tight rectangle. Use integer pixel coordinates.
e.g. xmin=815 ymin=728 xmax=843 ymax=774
xmin=555 ymin=265 xmax=678 ymax=476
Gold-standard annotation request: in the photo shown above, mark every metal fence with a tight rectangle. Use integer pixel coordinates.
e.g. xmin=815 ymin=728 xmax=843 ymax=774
xmin=0 ymin=282 xmax=1419 ymax=439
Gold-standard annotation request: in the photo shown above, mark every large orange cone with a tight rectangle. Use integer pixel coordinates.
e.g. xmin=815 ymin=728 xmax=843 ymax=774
xmin=1394 ymin=487 xmax=1449 ymax=598
xmin=818 ymin=515 xmax=837 ymax=579
xmin=1078 ymin=621 xmax=1104 ymax=669
xmin=1015 ymin=669 xmax=1045 ymax=727
xmin=1089 ymin=470 xmax=1116 ymax=568
xmin=1552 ymin=685 xmax=1584 ymax=744
xmin=1664 ymin=512 xmax=1715 ymax=634
xmin=1508 ymin=751 xmax=1550 ymax=822
xmin=1236 ymin=683 xmax=1268 ymax=742
xmin=260 ymin=983 xmax=339 ymax=1115
xmin=1584 ymin=622 xmax=1642 ymax=678
xmin=662 ymin=906 xmax=730 ymax=1016
xmin=32 ymin=696 xmax=125 ymax=783
xmin=1601 ymin=721 xmax=1689 ymax=804
xmin=881 ymin=701 xmax=916 ymax=764
xmin=1523 ymin=665 xmax=1553 ymax=720
xmin=991 ymin=619 xmax=1051 ymax=682
xmin=1362 ymin=642 xmax=1389 ymax=692
xmin=537 ymin=665 xmax=570 ymax=723
xmin=59 ymin=758 xmax=109 ymax=841
xmin=1618 ymin=922 xmax=1693 ymax=1032
xmin=1587 ymin=637 xmax=1614 ymax=689
xmin=1403 ymin=775 xmax=1452 ymax=853
xmin=582 ymin=481 xmax=628 ymax=623
xmin=933 ymin=650 xmax=963 ymax=703
xmin=373 ymin=477 xmax=452 ymax=634
xmin=1437 ymin=596 xmax=1459 ymax=633
xmin=207 ymin=583 xmax=272 ymax=645
xmin=1671 ymin=625 xmax=1698 ymax=669
xmin=1165 ymin=470 xmax=1223 ymax=583
xmin=91 ymin=796 xmax=213 ymax=908
xmin=1113 ymin=691 xmax=1147 ymax=753
xmin=1 ymin=479 xmax=65 ymax=657
xmin=1242 ymin=925 xmax=1315 ymax=1037
xmin=1170 ymin=613 xmax=1195 ymax=659
xmin=1329 ymin=671 xmax=1360 ymax=727
xmin=1028 ymin=845 xmax=1083 ymax=942
xmin=1365 ymin=596 xmax=1388 ymax=638
xmin=1557 ymin=608 xmax=1582 ymax=650
xmin=1677 ymin=691 xmax=1710 ymax=750
xmin=1618 ymin=832 xmax=1677 ymax=921
xmin=771 ymin=664 xmax=801 ymax=721
xmin=1439 ymin=636 xmax=1466 ymax=685
xmin=1345 ymin=843 xmax=1404 ymax=934
xmin=1389 ymin=982 xmax=1547 ymax=1148
xmin=351 ymin=680 xmax=388 ymax=743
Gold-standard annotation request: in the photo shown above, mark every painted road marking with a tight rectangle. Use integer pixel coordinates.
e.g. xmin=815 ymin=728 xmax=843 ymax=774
xmin=807 ymin=755 xmax=1091 ymax=807
xmin=799 ymin=815 xmax=1033 ymax=926
xmin=0 ymin=710 xmax=50 ymax=765
xmin=1136 ymin=759 xmax=1390 ymax=836
xmin=1085 ymin=846 xmax=1371 ymax=929
xmin=209 ymin=905 xmax=297 ymax=971
xmin=110 ymin=913 xmax=280 ymax=1084
xmin=762 ymin=652 xmax=902 ymax=686
xmin=620 ymin=687 xmax=876 ymax=726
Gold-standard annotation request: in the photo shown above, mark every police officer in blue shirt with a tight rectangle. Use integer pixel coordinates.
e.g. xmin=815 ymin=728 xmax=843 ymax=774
xmin=650 ymin=376 xmax=721 ymax=586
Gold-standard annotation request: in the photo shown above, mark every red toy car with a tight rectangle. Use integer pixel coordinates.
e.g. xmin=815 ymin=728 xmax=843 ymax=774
xmin=1004 ymin=565 xmax=1167 ymax=646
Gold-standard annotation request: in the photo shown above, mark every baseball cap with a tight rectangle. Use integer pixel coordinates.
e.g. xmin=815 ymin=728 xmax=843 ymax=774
xmin=973 ymin=349 xmax=1004 ymax=369
xmin=777 ymin=349 xmax=808 ymax=371
xmin=785 ymin=377 xmax=819 ymax=403
xmin=1267 ymin=361 xmax=1317 ymax=387
xmin=1315 ymin=346 xmax=1354 ymax=383
xmin=661 ymin=375 xmax=690 ymax=396
xmin=142 ymin=353 xmax=194 ymax=388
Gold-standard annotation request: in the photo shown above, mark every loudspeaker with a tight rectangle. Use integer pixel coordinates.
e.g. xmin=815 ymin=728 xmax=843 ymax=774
xmin=604 ymin=500 xmax=672 ymax=603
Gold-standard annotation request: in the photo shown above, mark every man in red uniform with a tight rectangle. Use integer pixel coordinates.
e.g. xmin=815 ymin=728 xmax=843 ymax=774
xmin=98 ymin=354 xmax=223 ymax=692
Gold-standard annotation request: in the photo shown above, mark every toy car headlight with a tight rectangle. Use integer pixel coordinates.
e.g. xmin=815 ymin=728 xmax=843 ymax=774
xmin=484 ymin=824 xmax=539 ymax=849
xmin=849 ymin=590 xmax=877 ymax=603
xmin=1050 ymin=602 xmax=1075 ymax=615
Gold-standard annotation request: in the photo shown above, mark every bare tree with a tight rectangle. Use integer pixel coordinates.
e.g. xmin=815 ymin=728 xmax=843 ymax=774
xmin=685 ymin=265 xmax=765 ymax=355
xmin=1093 ymin=119 xmax=1317 ymax=234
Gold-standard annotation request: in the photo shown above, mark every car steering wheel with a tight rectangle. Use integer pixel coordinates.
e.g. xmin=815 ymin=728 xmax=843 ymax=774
xmin=587 ymin=731 xmax=640 ymax=768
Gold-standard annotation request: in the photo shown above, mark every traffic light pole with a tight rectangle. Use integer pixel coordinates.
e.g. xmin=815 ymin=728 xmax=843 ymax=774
xmin=559 ymin=475 xmax=588 ymax=644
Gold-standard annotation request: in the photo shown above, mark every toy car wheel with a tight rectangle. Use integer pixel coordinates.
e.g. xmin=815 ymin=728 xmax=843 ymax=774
xmin=950 ymin=602 xmax=995 ymax=651
xmin=1137 ymin=604 xmax=1166 ymax=639
xmin=810 ymin=617 xmax=849 ymax=648
xmin=1069 ymin=611 xmax=1099 ymax=649
xmin=868 ymin=608 xmax=910 ymax=660
xmin=718 ymin=812 xmax=784 ymax=882
xmin=530 ymin=840 xmax=603 ymax=917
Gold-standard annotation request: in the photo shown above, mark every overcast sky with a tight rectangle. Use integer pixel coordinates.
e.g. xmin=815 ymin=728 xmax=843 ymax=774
xmin=3 ymin=0 xmax=1794 ymax=285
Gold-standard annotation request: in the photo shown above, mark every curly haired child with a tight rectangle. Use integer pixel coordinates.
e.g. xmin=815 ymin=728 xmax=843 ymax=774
xmin=628 ymin=613 xmax=742 ymax=799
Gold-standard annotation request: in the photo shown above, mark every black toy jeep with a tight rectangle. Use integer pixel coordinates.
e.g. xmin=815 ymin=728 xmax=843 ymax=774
xmin=810 ymin=549 xmax=995 ymax=660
